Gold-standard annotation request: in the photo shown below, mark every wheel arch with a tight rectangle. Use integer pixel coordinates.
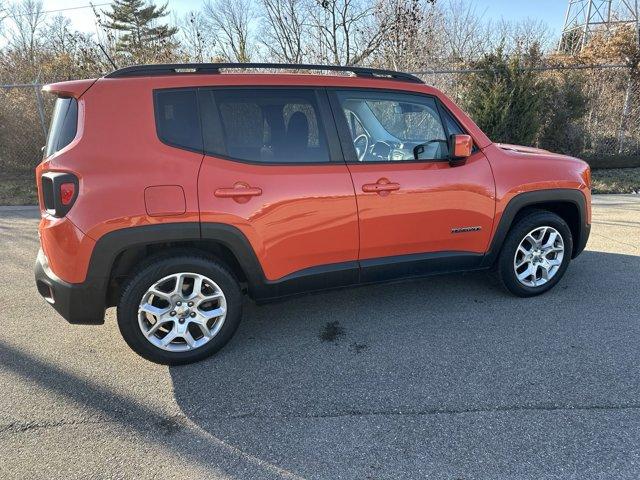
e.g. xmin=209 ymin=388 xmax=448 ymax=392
xmin=483 ymin=189 xmax=589 ymax=266
xmin=84 ymin=223 xmax=267 ymax=308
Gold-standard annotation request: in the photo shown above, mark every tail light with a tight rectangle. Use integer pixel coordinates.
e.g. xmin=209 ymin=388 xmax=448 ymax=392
xmin=41 ymin=172 xmax=79 ymax=217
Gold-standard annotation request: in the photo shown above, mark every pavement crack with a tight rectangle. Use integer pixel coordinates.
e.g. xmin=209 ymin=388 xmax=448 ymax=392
xmin=218 ymin=403 xmax=640 ymax=420
xmin=0 ymin=418 xmax=109 ymax=434
xmin=0 ymin=413 xmax=190 ymax=435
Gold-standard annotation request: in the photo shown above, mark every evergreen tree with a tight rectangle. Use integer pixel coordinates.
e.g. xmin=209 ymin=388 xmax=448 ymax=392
xmin=462 ymin=45 xmax=546 ymax=146
xmin=103 ymin=0 xmax=177 ymax=58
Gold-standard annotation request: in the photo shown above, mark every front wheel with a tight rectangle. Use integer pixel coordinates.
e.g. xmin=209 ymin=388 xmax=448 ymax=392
xmin=497 ymin=210 xmax=573 ymax=297
xmin=117 ymin=255 xmax=243 ymax=365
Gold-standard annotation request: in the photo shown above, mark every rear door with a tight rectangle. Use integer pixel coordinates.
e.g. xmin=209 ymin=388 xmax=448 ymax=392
xmin=329 ymin=89 xmax=495 ymax=278
xmin=196 ymin=87 xmax=359 ymax=282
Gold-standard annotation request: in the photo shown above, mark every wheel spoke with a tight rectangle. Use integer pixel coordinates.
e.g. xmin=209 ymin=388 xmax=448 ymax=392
xmin=197 ymin=292 xmax=223 ymax=305
xmin=139 ymin=303 xmax=169 ymax=319
xmin=517 ymin=264 xmax=535 ymax=282
xmin=515 ymin=256 xmax=528 ymax=268
xmin=543 ymin=231 xmax=558 ymax=249
xmin=173 ymin=273 xmax=186 ymax=295
xmin=190 ymin=276 xmax=203 ymax=298
xmin=518 ymin=244 xmax=531 ymax=255
xmin=524 ymin=234 xmax=538 ymax=247
xmin=201 ymin=306 xmax=226 ymax=320
xmin=540 ymin=265 xmax=549 ymax=280
xmin=161 ymin=328 xmax=178 ymax=346
xmin=191 ymin=319 xmax=212 ymax=338
xmin=146 ymin=318 xmax=171 ymax=337
xmin=148 ymin=288 xmax=171 ymax=301
xmin=183 ymin=331 xmax=197 ymax=348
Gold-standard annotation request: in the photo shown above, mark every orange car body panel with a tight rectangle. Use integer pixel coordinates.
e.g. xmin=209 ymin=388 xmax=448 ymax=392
xmin=37 ymin=73 xmax=591 ymax=285
xmin=198 ymin=158 xmax=359 ymax=280
xmin=346 ymin=150 xmax=496 ymax=259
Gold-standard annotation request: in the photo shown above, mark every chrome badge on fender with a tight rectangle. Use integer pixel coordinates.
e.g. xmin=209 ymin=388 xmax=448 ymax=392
xmin=451 ymin=226 xmax=482 ymax=234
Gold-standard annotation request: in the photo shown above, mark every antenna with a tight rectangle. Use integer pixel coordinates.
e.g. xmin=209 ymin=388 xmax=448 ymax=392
xmin=559 ymin=0 xmax=639 ymax=53
xmin=97 ymin=42 xmax=118 ymax=70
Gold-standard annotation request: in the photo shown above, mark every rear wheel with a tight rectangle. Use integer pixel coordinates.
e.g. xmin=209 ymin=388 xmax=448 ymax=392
xmin=497 ymin=210 xmax=573 ymax=297
xmin=117 ymin=255 xmax=242 ymax=365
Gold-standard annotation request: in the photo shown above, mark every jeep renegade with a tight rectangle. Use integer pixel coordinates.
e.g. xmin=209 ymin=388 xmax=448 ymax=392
xmin=35 ymin=63 xmax=592 ymax=364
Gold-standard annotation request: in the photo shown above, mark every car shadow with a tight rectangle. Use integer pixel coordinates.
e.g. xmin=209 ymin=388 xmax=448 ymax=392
xmin=168 ymin=250 xmax=640 ymax=478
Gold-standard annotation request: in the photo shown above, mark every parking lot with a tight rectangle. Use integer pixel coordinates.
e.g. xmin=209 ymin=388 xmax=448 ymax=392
xmin=1 ymin=195 xmax=639 ymax=479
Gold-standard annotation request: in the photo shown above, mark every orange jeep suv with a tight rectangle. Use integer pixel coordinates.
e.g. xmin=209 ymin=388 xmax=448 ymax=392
xmin=35 ymin=63 xmax=591 ymax=364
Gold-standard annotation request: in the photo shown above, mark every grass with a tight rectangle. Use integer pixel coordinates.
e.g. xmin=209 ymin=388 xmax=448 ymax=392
xmin=0 ymin=166 xmax=638 ymax=207
xmin=592 ymin=167 xmax=640 ymax=194
xmin=1 ymin=172 xmax=38 ymax=206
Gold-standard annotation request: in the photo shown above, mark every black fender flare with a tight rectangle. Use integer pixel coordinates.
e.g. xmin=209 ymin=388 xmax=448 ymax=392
xmin=86 ymin=222 xmax=269 ymax=306
xmin=481 ymin=188 xmax=590 ymax=267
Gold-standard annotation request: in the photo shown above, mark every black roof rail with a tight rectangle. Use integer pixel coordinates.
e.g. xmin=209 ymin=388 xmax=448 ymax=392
xmin=104 ymin=62 xmax=424 ymax=83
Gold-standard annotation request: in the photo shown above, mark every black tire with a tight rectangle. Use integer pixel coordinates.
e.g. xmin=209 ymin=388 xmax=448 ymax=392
xmin=497 ymin=210 xmax=573 ymax=297
xmin=117 ymin=254 xmax=243 ymax=365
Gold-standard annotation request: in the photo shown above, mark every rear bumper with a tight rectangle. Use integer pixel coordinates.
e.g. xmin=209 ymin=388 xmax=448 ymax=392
xmin=35 ymin=249 xmax=106 ymax=325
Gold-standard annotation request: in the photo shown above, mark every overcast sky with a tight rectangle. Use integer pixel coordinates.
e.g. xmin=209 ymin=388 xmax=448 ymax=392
xmin=28 ymin=0 xmax=569 ymax=38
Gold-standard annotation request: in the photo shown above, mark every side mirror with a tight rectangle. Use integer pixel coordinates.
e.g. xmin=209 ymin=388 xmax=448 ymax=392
xmin=450 ymin=134 xmax=473 ymax=165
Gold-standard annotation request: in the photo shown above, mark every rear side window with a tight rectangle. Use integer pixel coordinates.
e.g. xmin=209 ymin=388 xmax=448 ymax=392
xmin=45 ymin=97 xmax=78 ymax=158
xmin=154 ymin=89 xmax=202 ymax=152
xmin=199 ymin=88 xmax=330 ymax=164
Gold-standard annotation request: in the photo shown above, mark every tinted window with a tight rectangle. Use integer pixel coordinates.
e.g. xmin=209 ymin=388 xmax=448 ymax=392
xmin=441 ymin=107 xmax=464 ymax=135
xmin=155 ymin=89 xmax=202 ymax=151
xmin=201 ymin=88 xmax=330 ymax=163
xmin=45 ymin=97 xmax=77 ymax=157
xmin=335 ymin=90 xmax=449 ymax=162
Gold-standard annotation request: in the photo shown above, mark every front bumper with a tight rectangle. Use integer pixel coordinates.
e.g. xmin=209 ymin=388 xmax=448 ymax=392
xmin=35 ymin=249 xmax=106 ymax=325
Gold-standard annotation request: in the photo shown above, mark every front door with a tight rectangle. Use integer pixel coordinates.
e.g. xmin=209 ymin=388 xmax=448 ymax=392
xmin=329 ymin=89 xmax=495 ymax=277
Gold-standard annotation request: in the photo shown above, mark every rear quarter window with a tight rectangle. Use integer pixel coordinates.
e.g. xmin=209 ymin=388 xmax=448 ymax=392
xmin=154 ymin=89 xmax=202 ymax=152
xmin=45 ymin=97 xmax=78 ymax=158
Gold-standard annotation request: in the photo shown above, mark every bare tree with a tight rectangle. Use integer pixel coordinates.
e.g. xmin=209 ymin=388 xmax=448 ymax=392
xmin=203 ymin=0 xmax=254 ymax=62
xmin=2 ymin=0 xmax=45 ymax=66
xmin=373 ymin=0 xmax=439 ymax=70
xmin=436 ymin=0 xmax=490 ymax=63
xmin=306 ymin=0 xmax=390 ymax=65
xmin=179 ymin=10 xmax=216 ymax=62
xmin=260 ymin=0 xmax=306 ymax=63
xmin=490 ymin=17 xmax=553 ymax=55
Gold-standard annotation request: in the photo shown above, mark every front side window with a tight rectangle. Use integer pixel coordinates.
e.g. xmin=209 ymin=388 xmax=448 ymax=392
xmin=200 ymin=88 xmax=330 ymax=164
xmin=335 ymin=90 xmax=450 ymax=162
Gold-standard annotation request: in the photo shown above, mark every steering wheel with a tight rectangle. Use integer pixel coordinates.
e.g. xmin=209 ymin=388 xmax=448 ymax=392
xmin=353 ymin=134 xmax=369 ymax=161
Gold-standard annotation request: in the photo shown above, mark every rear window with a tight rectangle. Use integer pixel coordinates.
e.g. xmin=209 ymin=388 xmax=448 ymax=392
xmin=45 ymin=97 xmax=78 ymax=157
xmin=154 ymin=89 xmax=202 ymax=152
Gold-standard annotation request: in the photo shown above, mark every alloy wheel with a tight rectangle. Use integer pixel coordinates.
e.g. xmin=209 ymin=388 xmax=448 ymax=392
xmin=138 ymin=272 xmax=227 ymax=352
xmin=513 ymin=226 xmax=565 ymax=287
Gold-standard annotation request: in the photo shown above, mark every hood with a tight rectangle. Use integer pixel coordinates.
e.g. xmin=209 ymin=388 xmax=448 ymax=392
xmin=491 ymin=142 xmax=587 ymax=169
xmin=494 ymin=143 xmax=551 ymax=155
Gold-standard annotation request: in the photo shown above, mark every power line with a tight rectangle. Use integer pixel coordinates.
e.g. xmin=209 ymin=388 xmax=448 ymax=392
xmin=2 ymin=2 xmax=111 ymax=19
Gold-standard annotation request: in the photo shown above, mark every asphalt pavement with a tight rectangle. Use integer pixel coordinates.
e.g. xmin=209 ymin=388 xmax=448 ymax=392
xmin=1 ymin=195 xmax=639 ymax=479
